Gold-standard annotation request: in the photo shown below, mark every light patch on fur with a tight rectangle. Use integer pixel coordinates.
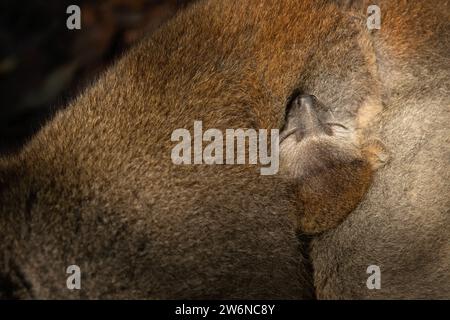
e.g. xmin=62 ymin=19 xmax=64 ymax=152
xmin=357 ymin=97 xmax=383 ymax=129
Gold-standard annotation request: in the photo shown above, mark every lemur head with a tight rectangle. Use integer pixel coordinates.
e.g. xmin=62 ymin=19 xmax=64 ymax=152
xmin=280 ymin=93 xmax=385 ymax=234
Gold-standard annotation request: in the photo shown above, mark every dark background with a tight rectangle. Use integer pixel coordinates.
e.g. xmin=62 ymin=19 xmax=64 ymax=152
xmin=0 ymin=0 xmax=192 ymax=155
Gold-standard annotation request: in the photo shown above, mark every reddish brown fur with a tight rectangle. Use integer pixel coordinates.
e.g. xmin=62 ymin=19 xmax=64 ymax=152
xmin=1 ymin=0 xmax=448 ymax=299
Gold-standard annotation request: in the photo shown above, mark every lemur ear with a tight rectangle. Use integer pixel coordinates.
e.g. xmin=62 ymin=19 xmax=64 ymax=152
xmin=363 ymin=139 xmax=390 ymax=170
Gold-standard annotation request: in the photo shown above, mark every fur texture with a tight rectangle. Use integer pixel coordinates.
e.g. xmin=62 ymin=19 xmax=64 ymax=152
xmin=0 ymin=0 xmax=449 ymax=299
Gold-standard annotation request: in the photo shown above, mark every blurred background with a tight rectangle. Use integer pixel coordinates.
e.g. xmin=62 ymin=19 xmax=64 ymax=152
xmin=0 ymin=0 xmax=192 ymax=155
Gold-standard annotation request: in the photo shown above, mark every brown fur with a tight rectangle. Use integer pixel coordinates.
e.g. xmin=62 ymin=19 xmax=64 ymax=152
xmin=1 ymin=0 xmax=448 ymax=299
xmin=311 ymin=0 xmax=450 ymax=299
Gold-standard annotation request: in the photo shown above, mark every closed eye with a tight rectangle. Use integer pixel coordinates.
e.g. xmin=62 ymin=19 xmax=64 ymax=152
xmin=325 ymin=122 xmax=348 ymax=130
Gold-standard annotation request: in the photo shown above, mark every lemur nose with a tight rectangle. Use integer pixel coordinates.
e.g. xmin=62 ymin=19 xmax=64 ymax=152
xmin=293 ymin=94 xmax=329 ymax=141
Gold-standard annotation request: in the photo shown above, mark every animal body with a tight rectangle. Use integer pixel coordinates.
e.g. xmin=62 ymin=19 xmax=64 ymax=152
xmin=0 ymin=0 xmax=449 ymax=299
xmin=280 ymin=94 xmax=382 ymax=234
